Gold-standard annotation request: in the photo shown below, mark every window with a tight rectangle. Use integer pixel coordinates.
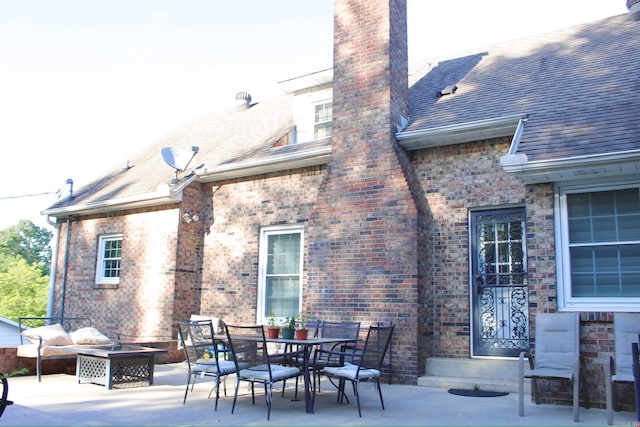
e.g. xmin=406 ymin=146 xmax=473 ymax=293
xmin=95 ymin=234 xmax=123 ymax=285
xmin=313 ymin=102 xmax=332 ymax=140
xmin=556 ymin=180 xmax=640 ymax=311
xmin=257 ymin=225 xmax=304 ymax=324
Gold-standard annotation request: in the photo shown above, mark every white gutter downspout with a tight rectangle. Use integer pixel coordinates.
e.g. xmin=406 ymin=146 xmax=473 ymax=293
xmin=58 ymin=216 xmax=71 ymax=319
xmin=57 ymin=179 xmax=74 ymax=319
xmin=499 ymin=117 xmax=529 ymax=166
xmin=44 ymin=215 xmax=60 ymax=318
xmin=507 ymin=117 xmax=527 ymax=155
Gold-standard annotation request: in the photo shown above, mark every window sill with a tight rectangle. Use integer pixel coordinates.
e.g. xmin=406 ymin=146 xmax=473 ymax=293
xmin=93 ymin=283 xmax=119 ymax=289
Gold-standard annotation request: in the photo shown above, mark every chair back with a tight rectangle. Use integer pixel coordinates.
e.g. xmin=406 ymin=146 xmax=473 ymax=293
xmin=613 ymin=313 xmax=640 ymax=377
xmin=359 ymin=324 xmax=394 ymax=371
xmin=533 ymin=313 xmax=579 ymax=371
xmin=306 ymin=318 xmax=321 ymax=338
xmin=318 ymin=321 xmax=361 ymax=363
xmin=177 ymin=320 xmax=222 ymax=370
xmin=224 ymin=324 xmax=270 ymax=376
xmin=319 ymin=321 xmax=360 ymax=343
xmin=633 ymin=337 xmax=640 ymax=379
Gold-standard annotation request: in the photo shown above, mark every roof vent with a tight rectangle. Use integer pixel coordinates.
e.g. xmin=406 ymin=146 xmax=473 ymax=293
xmin=438 ymin=85 xmax=457 ymax=97
xmin=235 ymin=91 xmax=252 ymax=110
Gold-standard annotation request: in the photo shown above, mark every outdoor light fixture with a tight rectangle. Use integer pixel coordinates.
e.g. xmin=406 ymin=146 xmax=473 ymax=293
xmin=182 ymin=212 xmax=200 ymax=223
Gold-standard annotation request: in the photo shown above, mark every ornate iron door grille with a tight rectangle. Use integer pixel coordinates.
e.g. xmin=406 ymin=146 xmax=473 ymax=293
xmin=471 ymin=208 xmax=529 ymax=357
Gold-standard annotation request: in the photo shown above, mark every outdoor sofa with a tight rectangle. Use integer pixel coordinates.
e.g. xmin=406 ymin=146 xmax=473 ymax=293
xmin=16 ymin=317 xmax=115 ymax=381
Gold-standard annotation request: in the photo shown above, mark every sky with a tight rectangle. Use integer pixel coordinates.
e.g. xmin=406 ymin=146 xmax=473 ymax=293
xmin=0 ymin=0 xmax=628 ymax=231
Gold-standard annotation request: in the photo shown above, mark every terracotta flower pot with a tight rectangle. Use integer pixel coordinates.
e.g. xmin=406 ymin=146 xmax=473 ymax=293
xmin=295 ymin=329 xmax=308 ymax=340
xmin=267 ymin=327 xmax=280 ymax=339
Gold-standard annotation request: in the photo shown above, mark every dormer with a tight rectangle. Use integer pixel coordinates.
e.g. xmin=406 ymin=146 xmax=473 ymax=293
xmin=278 ymin=68 xmax=333 ymax=145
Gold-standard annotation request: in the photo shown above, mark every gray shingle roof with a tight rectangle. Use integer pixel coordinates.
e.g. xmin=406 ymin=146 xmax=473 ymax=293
xmin=46 ymin=94 xmax=295 ymax=211
xmin=46 ymin=14 xmax=639 ymax=214
xmin=406 ymin=14 xmax=640 ymax=162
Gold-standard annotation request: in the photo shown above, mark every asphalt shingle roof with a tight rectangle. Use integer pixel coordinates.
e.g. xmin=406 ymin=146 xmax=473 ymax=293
xmin=47 ymin=94 xmax=295 ymax=210
xmin=406 ymin=14 xmax=640 ymax=161
xmin=48 ymin=13 xmax=640 ymax=213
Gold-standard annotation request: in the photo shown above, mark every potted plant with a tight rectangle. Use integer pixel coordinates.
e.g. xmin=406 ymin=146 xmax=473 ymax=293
xmin=295 ymin=312 xmax=310 ymax=340
xmin=281 ymin=316 xmax=296 ymax=339
xmin=265 ymin=312 xmax=280 ymax=338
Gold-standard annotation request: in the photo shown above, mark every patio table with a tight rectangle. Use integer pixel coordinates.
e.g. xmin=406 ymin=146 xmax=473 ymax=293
xmin=61 ymin=344 xmax=167 ymax=389
xmin=265 ymin=336 xmax=356 ymax=413
xmin=217 ymin=334 xmax=356 ymax=414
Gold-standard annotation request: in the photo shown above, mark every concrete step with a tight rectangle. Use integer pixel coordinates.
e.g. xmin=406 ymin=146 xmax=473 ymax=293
xmin=417 ymin=357 xmax=530 ymax=394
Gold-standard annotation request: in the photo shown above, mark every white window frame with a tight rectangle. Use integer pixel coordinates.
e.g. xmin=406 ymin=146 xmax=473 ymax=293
xmin=95 ymin=233 xmax=123 ymax=285
xmin=555 ymin=178 xmax=640 ymax=312
xmin=256 ymin=225 xmax=304 ymax=325
xmin=313 ymin=100 xmax=332 ymax=141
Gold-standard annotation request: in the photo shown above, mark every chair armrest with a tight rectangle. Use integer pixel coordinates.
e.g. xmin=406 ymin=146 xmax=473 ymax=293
xmin=519 ymin=351 xmax=534 ymax=370
xmin=605 ymin=354 xmax=614 ymax=379
xmin=36 ymin=336 xmax=44 ymax=352
xmin=313 ymin=347 xmax=363 ymax=367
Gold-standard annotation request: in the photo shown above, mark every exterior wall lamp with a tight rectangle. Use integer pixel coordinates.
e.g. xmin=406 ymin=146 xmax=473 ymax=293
xmin=182 ymin=212 xmax=200 ymax=223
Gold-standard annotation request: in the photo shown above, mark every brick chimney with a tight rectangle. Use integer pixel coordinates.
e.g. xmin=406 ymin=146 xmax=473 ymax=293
xmin=307 ymin=0 xmax=422 ymax=383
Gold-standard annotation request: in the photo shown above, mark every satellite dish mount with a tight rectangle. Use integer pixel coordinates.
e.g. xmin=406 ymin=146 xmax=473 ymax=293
xmin=161 ymin=146 xmax=199 ymax=184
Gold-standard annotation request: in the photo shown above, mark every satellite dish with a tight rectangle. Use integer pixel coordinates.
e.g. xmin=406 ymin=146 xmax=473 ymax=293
xmin=161 ymin=146 xmax=199 ymax=184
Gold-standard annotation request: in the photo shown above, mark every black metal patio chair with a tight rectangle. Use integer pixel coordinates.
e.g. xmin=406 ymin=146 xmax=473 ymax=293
xmin=317 ymin=324 xmax=394 ymax=417
xmin=633 ymin=334 xmax=640 ymax=423
xmin=176 ymin=320 xmax=237 ymax=410
xmin=225 ymin=324 xmax=303 ymax=421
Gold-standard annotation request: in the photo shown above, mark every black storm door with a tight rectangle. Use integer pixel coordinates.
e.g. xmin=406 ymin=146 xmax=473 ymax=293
xmin=471 ymin=208 xmax=529 ymax=357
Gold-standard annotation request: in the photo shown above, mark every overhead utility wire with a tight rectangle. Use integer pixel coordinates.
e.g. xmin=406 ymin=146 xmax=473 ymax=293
xmin=0 ymin=191 xmax=58 ymax=200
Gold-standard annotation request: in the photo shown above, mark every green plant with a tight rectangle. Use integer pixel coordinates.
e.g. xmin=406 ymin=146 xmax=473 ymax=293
xmin=297 ymin=312 xmax=309 ymax=330
xmin=284 ymin=316 xmax=296 ymax=330
xmin=266 ymin=312 xmax=278 ymax=328
xmin=473 ymin=384 xmax=480 ymax=391
xmin=0 ymin=368 xmax=28 ymax=380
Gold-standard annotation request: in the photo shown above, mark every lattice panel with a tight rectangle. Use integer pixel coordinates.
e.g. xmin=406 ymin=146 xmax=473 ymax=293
xmin=111 ymin=357 xmax=151 ymax=385
xmin=77 ymin=355 xmax=153 ymax=389
xmin=78 ymin=356 xmax=108 ymax=386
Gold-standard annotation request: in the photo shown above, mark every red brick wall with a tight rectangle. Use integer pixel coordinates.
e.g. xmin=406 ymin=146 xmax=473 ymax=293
xmin=52 ymin=205 xmax=181 ymax=343
xmin=173 ymin=182 xmax=206 ymax=328
xmin=412 ymin=140 xmax=629 ymax=408
xmin=197 ymin=167 xmax=326 ymax=324
xmin=413 ymin=138 xmax=527 ymax=356
xmin=305 ymin=0 xmax=421 ymax=384
xmin=0 ymin=347 xmax=18 ymax=374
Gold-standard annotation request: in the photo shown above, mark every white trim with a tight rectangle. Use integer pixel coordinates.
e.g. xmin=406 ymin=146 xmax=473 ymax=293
xmin=313 ymin=100 xmax=333 ymax=141
xmin=95 ymin=233 xmax=123 ymax=285
xmin=396 ymin=114 xmax=526 ymax=150
xmin=41 ymin=182 xmax=185 ymax=217
xmin=501 ymin=150 xmax=640 ymax=184
xmin=197 ymin=146 xmax=331 ymax=182
xmin=554 ymin=178 xmax=640 ymax=312
xmin=256 ymin=224 xmax=305 ymax=325
xmin=277 ymin=68 xmax=333 ymax=94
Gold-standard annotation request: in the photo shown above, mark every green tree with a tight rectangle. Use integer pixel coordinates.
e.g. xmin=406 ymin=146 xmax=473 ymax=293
xmin=0 ymin=220 xmax=52 ymax=275
xmin=0 ymin=256 xmax=48 ymax=321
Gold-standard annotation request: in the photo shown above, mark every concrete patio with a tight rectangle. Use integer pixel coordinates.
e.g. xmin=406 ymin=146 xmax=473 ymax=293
xmin=1 ymin=363 xmax=636 ymax=426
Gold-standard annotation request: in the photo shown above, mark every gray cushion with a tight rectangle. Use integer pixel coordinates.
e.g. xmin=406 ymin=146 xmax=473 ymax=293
xmin=324 ymin=362 xmax=380 ymax=380
xmin=239 ymin=364 xmax=300 ymax=381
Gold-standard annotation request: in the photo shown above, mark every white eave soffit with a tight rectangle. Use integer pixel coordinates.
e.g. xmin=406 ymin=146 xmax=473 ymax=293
xmin=500 ymin=150 xmax=640 ymax=184
xmin=395 ymin=114 xmax=527 ymax=150
xmin=196 ymin=146 xmax=332 ymax=183
xmin=40 ymin=179 xmax=191 ymax=218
